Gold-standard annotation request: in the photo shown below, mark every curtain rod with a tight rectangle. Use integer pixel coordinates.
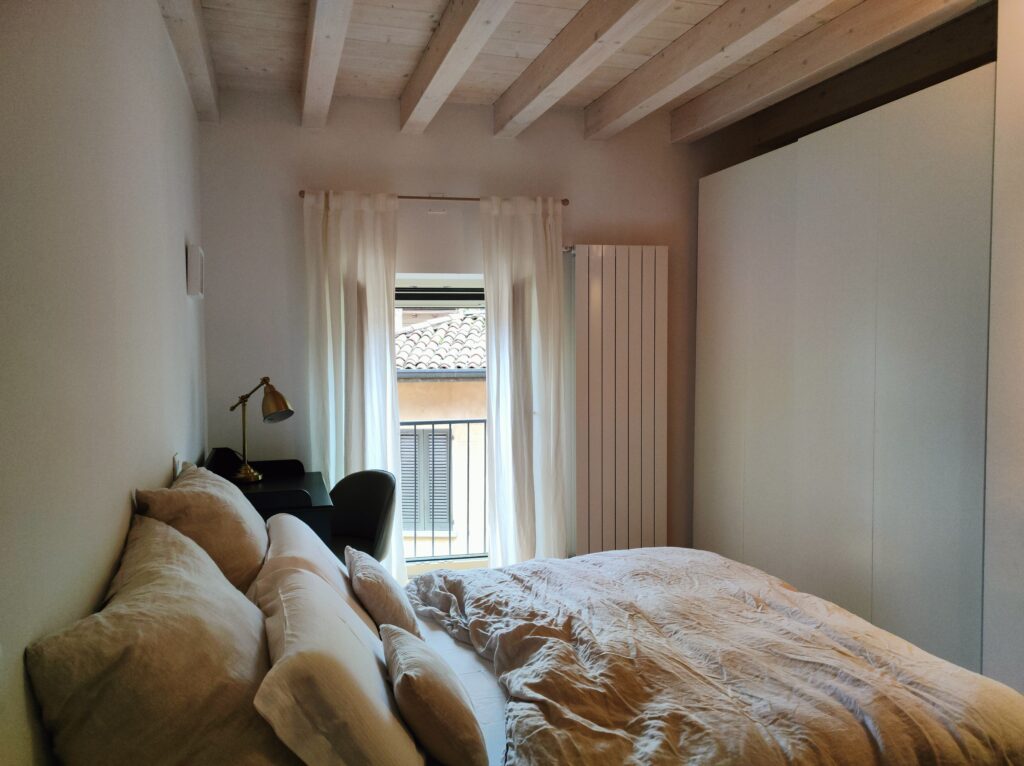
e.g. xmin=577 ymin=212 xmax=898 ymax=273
xmin=298 ymin=190 xmax=569 ymax=206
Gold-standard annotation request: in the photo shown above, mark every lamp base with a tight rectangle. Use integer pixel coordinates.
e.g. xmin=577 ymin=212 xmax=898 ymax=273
xmin=234 ymin=463 xmax=263 ymax=483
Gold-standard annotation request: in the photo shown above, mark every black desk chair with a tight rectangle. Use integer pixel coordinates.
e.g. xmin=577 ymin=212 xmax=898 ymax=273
xmin=328 ymin=470 xmax=396 ymax=562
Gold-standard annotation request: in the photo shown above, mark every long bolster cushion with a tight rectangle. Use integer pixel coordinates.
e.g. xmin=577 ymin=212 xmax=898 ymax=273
xmin=254 ymin=566 xmax=424 ymax=766
xmin=248 ymin=512 xmax=377 ymax=636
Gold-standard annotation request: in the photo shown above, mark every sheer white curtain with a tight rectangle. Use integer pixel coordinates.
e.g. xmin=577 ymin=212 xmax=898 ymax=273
xmin=481 ymin=197 xmax=572 ymax=566
xmin=303 ymin=191 xmax=406 ymax=580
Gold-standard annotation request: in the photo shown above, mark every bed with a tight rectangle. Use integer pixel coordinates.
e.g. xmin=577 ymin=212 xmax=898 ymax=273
xmin=410 ymin=547 xmax=1024 ymax=765
xmin=24 ymin=466 xmax=1024 ymax=765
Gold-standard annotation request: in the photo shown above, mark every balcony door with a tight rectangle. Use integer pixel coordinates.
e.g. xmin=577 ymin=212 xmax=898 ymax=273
xmin=395 ymin=276 xmax=488 ymax=568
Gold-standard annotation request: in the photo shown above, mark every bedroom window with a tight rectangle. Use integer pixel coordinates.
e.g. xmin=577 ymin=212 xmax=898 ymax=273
xmin=395 ymin=277 xmax=487 ymax=571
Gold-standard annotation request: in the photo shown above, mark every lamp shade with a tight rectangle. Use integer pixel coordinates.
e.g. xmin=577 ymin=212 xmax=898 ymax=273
xmin=261 ymin=382 xmax=294 ymax=423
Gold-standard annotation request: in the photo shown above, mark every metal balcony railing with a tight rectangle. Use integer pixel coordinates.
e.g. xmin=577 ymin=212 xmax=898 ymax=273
xmin=399 ymin=419 xmax=487 ymax=563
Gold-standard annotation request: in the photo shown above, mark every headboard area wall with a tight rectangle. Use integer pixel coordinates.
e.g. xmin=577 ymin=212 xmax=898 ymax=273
xmin=0 ymin=3 xmax=206 ymax=763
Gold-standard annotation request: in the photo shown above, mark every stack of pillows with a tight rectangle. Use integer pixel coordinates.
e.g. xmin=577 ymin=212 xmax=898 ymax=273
xmin=26 ymin=464 xmax=489 ymax=766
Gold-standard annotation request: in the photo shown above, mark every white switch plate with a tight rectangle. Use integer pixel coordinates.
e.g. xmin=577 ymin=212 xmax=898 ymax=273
xmin=173 ymin=452 xmax=183 ymax=478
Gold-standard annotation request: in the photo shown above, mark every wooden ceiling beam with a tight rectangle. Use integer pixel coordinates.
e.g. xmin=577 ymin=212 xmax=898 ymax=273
xmin=584 ymin=0 xmax=838 ymax=141
xmin=301 ymin=0 xmax=354 ymax=128
xmin=159 ymin=0 xmax=220 ymax=122
xmin=670 ymin=0 xmax=988 ymax=143
xmin=493 ymin=0 xmax=673 ymax=138
xmin=400 ymin=0 xmax=517 ymax=134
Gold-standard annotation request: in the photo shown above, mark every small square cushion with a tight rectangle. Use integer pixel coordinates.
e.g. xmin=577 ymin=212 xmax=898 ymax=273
xmin=254 ymin=567 xmax=423 ymax=766
xmin=247 ymin=513 xmax=377 ymax=636
xmin=136 ymin=464 xmax=268 ymax=590
xmin=25 ymin=515 xmax=298 ymax=766
xmin=382 ymin=624 xmax=489 ymax=766
xmin=346 ymin=546 xmax=422 ymax=638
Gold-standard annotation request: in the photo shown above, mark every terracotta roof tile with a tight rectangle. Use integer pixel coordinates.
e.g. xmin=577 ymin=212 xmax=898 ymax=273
xmin=395 ymin=309 xmax=486 ymax=371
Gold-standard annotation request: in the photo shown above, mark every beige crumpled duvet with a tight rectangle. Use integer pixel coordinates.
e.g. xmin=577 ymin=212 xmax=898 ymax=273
xmin=407 ymin=547 xmax=1024 ymax=765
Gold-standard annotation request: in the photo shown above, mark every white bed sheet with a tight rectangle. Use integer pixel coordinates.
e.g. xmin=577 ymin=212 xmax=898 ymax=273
xmin=417 ymin=615 xmax=507 ymax=765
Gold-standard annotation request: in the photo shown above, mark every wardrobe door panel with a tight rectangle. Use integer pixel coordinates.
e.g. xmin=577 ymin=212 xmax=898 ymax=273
xmin=733 ymin=147 xmax=799 ymax=591
xmin=871 ymin=65 xmax=994 ymax=670
xmin=749 ymin=111 xmax=880 ymax=618
xmin=694 ymin=170 xmax=745 ymax=559
xmin=695 ymin=149 xmax=796 ymax=560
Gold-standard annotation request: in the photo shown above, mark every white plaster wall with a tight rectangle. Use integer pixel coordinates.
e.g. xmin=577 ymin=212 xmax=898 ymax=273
xmin=983 ymin=1 xmax=1024 ymax=692
xmin=198 ymin=92 xmax=698 ymax=547
xmin=0 ymin=4 xmax=206 ymax=762
xmin=397 ymin=198 xmax=483 ymax=274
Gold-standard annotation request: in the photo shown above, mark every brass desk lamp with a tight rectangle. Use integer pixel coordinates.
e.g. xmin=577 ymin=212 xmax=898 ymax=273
xmin=230 ymin=376 xmax=294 ymax=483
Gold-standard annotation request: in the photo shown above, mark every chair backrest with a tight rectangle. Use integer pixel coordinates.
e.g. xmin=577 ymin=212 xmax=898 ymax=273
xmin=329 ymin=469 xmax=396 ymax=560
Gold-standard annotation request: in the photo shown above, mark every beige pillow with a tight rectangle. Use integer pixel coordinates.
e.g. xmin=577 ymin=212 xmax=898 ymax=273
xmin=346 ymin=545 xmax=422 ymax=638
xmin=25 ymin=515 xmax=298 ymax=766
xmin=247 ymin=513 xmax=377 ymax=636
xmin=382 ymin=625 xmax=489 ymax=766
xmin=136 ymin=464 xmax=268 ymax=590
xmin=254 ymin=567 xmax=423 ymax=766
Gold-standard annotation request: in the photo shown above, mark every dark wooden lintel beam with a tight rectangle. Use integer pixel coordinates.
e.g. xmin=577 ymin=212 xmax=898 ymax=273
xmin=696 ymin=3 xmax=996 ymax=172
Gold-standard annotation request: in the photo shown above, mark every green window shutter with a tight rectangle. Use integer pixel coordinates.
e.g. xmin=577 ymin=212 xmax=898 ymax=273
xmin=400 ymin=427 xmax=451 ymax=533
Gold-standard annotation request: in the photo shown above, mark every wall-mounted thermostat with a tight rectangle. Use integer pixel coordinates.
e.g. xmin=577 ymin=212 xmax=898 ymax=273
xmin=186 ymin=244 xmax=204 ymax=297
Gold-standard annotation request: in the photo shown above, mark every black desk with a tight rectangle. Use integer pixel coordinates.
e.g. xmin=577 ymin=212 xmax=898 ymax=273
xmin=203 ymin=451 xmax=337 ymax=547
xmin=239 ymin=466 xmax=334 ymax=546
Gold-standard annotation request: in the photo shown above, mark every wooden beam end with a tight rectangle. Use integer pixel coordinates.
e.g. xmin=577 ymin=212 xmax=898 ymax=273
xmin=401 ymin=0 xmax=516 ymax=135
xmin=300 ymin=0 xmax=352 ymax=132
xmin=398 ymin=93 xmax=428 ymax=134
xmin=493 ymin=108 xmax=526 ymax=138
xmin=159 ymin=0 xmax=220 ymax=123
xmin=197 ymin=105 xmax=220 ymax=123
xmin=301 ymin=109 xmax=328 ymax=129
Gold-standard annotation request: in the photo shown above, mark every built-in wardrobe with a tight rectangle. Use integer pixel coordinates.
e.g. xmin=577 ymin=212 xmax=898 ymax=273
xmin=694 ymin=64 xmax=995 ymax=671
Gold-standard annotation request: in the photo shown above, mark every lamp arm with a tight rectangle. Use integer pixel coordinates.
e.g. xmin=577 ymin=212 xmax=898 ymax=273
xmin=229 ymin=376 xmax=271 ymax=411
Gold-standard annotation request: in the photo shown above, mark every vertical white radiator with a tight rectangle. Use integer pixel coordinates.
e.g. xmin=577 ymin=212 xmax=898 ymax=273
xmin=574 ymin=245 xmax=668 ymax=554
